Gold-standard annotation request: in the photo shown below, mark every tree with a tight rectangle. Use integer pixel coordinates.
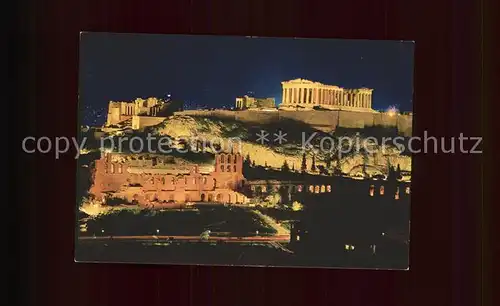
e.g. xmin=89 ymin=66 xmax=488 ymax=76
xmin=252 ymin=160 xmax=256 ymax=167
xmin=264 ymin=192 xmax=281 ymax=207
xmin=362 ymin=150 xmax=369 ymax=177
xmin=311 ymin=155 xmax=317 ymax=172
xmin=281 ymin=160 xmax=290 ymax=172
xmin=334 ymin=159 xmax=342 ymax=176
xmin=387 ymin=161 xmax=397 ymax=182
xmin=200 ymin=230 xmax=211 ymax=240
xmin=291 ymin=201 xmax=304 ymax=211
xmin=245 ymin=154 xmax=251 ymax=164
xmin=396 ymin=164 xmax=402 ymax=180
xmin=325 ymin=157 xmax=332 ymax=169
xmin=243 ymin=154 xmax=252 ymax=173
xmin=301 ymin=153 xmax=307 ymax=173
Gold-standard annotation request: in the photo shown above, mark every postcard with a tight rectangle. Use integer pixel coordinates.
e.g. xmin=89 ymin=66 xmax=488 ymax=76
xmin=75 ymin=33 xmax=414 ymax=269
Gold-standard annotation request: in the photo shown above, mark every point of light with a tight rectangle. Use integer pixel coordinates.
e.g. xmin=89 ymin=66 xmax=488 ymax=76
xmin=386 ymin=105 xmax=399 ymax=117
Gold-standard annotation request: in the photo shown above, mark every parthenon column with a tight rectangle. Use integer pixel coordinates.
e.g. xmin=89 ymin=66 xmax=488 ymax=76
xmin=305 ymin=88 xmax=310 ymax=104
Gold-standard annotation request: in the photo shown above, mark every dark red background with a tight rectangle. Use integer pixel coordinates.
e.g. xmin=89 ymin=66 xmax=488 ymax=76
xmin=13 ymin=0 xmax=490 ymax=305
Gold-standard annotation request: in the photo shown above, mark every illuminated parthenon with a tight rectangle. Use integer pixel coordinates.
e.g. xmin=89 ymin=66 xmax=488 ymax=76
xmin=280 ymin=78 xmax=373 ymax=111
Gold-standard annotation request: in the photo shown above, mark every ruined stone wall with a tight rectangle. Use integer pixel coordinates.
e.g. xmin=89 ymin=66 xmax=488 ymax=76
xmin=106 ymin=106 xmax=122 ymax=126
xmin=176 ymin=110 xmax=413 ymax=136
xmin=131 ymin=116 xmax=168 ymax=130
xmin=89 ymin=152 xmax=247 ymax=205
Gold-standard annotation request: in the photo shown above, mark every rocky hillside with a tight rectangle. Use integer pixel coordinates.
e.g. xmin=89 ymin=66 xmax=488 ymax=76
xmin=146 ymin=114 xmax=412 ymax=176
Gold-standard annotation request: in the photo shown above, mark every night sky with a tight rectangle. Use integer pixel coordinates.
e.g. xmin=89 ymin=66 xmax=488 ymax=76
xmin=79 ymin=33 xmax=414 ymax=126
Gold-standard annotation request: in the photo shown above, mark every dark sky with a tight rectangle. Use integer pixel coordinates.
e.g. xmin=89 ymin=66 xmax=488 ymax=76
xmin=79 ymin=33 xmax=414 ymax=126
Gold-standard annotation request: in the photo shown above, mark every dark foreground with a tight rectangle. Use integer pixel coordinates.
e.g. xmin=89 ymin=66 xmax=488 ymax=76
xmin=75 ymin=239 xmax=408 ymax=270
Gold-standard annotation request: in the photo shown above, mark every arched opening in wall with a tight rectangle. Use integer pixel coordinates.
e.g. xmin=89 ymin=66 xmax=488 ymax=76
xmin=110 ymin=164 xmax=115 ymax=174
xmin=233 ymin=165 xmax=237 ymax=172
xmin=201 ymin=193 xmax=206 ymax=202
xmin=118 ymin=164 xmax=122 ymax=174
xmin=314 ymin=185 xmax=320 ymax=193
xmin=235 ymin=194 xmax=238 ymax=203
xmin=203 ymin=177 xmax=207 ymax=184
xmin=298 ymin=185 xmax=303 ymax=192
xmin=380 ymin=186 xmax=385 ymax=195
xmin=309 ymin=185 xmax=314 ymax=193
xmin=208 ymin=194 xmax=213 ymax=202
xmin=162 ymin=177 xmax=166 ymax=185
xmin=216 ymin=194 xmax=222 ymax=202
xmin=227 ymin=194 xmax=231 ymax=203
xmin=255 ymin=186 xmax=262 ymax=195
xmin=369 ymin=185 xmax=375 ymax=196
xmin=226 ymin=155 xmax=230 ymax=163
xmin=327 ymin=185 xmax=331 ymax=192
xmin=227 ymin=165 xmax=231 ymax=172
xmin=320 ymin=185 xmax=326 ymax=193
xmin=220 ymin=165 xmax=224 ymax=172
